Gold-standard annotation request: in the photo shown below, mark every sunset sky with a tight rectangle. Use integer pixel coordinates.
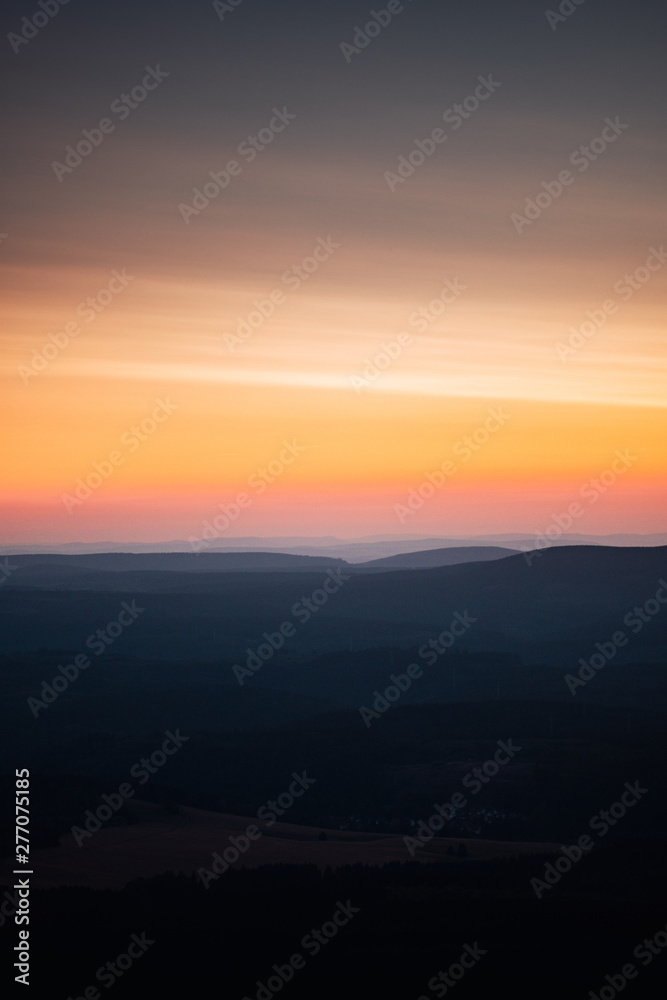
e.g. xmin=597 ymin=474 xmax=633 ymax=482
xmin=2 ymin=0 xmax=665 ymax=543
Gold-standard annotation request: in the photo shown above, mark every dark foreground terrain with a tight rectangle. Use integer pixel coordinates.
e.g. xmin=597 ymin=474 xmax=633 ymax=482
xmin=1 ymin=545 xmax=666 ymax=996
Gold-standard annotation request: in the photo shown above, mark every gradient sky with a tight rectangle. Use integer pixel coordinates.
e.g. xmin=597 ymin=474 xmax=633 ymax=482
xmin=1 ymin=0 xmax=665 ymax=542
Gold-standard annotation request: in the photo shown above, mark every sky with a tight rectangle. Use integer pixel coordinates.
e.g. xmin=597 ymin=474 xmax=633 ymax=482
xmin=1 ymin=0 xmax=665 ymax=543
